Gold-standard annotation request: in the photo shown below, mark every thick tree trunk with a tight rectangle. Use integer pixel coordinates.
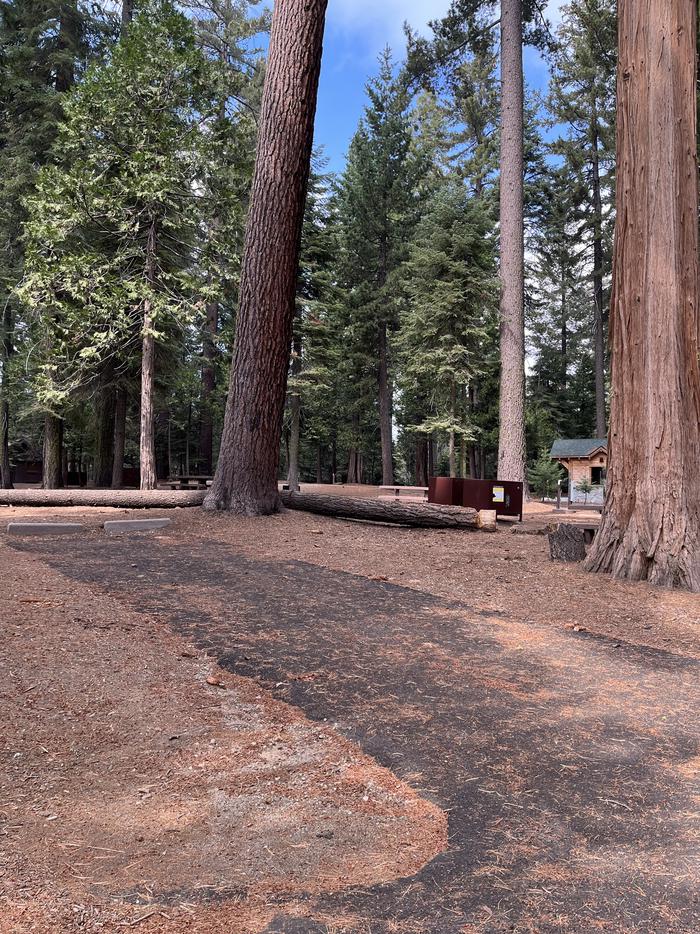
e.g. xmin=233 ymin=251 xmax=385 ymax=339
xmin=584 ymin=0 xmax=700 ymax=591
xmin=93 ymin=374 xmax=115 ymax=488
xmin=287 ymin=328 xmax=302 ymax=492
xmin=139 ymin=223 xmax=158 ymax=491
xmin=112 ymin=388 xmax=127 ymax=488
xmin=121 ymin=0 xmax=133 ymax=33
xmin=378 ymin=321 xmax=393 ymax=485
xmin=198 ymin=297 xmax=217 ymax=475
xmin=0 ymin=489 xmax=205 ymax=508
xmin=204 ymin=0 xmax=328 ymax=514
xmin=0 ymin=398 xmax=11 ymax=489
xmin=591 ymin=100 xmax=607 ymax=438
xmin=560 ymin=254 xmax=568 ymax=390
xmin=42 ymin=415 xmax=63 ymax=489
xmin=415 ymin=437 xmax=428 ymax=487
xmin=448 ymin=380 xmax=457 ymax=478
xmin=497 ymin=0 xmax=527 ymax=486
xmin=280 ymin=491 xmax=491 ymax=530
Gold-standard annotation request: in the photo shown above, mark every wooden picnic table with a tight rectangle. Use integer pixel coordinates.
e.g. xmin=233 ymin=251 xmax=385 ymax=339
xmin=378 ymin=485 xmax=429 ymax=501
xmin=168 ymin=475 xmax=212 ymax=490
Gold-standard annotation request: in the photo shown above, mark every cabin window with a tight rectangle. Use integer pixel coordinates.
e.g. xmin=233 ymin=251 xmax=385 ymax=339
xmin=591 ymin=467 xmax=604 ymax=485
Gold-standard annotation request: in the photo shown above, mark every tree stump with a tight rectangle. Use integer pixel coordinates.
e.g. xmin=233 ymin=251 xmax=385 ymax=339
xmin=548 ymin=523 xmax=587 ymax=562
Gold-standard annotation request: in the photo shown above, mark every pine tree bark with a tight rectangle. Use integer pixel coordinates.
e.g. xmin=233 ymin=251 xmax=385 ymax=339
xmin=43 ymin=415 xmax=63 ymax=489
xmin=0 ymin=305 xmax=13 ymax=489
xmin=378 ymin=321 xmax=394 ymax=484
xmin=93 ymin=371 xmax=115 ymax=488
xmin=448 ymin=379 xmax=457 ymax=478
xmin=591 ymin=98 xmax=607 ymax=437
xmin=584 ymin=0 xmax=700 ymax=591
xmin=0 ymin=398 xmax=11 ymax=489
xmin=497 ymin=0 xmax=527 ymax=486
xmin=204 ymin=0 xmax=328 ymax=514
xmin=139 ymin=221 xmax=158 ymax=491
xmin=287 ymin=327 xmax=302 ymax=491
xmin=415 ymin=437 xmax=428 ymax=486
xmin=112 ymin=387 xmax=127 ymax=488
xmin=198 ymin=296 xmax=218 ymax=475
xmin=121 ymin=0 xmax=133 ymax=34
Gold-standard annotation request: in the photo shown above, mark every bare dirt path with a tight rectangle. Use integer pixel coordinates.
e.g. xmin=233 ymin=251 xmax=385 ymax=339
xmin=0 ymin=543 xmax=445 ymax=934
xmin=5 ymin=511 xmax=699 ymax=933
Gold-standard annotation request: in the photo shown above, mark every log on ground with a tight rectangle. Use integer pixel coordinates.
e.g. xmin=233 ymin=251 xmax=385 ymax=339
xmin=280 ymin=491 xmax=492 ymax=530
xmin=0 ymin=489 xmax=206 ymax=509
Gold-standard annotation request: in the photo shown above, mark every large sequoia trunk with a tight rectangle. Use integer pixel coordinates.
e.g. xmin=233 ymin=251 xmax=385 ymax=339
xmin=497 ymin=0 xmax=527 ymax=486
xmin=585 ymin=0 xmax=700 ymax=591
xmin=204 ymin=0 xmax=328 ymax=514
xmin=280 ymin=491 xmax=492 ymax=530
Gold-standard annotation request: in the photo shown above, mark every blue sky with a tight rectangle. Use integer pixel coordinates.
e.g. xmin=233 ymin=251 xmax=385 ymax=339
xmin=313 ymin=0 xmax=566 ymax=174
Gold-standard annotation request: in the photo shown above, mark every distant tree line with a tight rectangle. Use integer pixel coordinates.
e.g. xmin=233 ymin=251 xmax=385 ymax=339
xmin=0 ymin=0 xmax=615 ymax=492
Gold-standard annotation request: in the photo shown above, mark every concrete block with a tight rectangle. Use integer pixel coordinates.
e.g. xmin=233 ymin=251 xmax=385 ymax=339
xmin=7 ymin=522 xmax=84 ymax=536
xmin=103 ymin=518 xmax=171 ymax=534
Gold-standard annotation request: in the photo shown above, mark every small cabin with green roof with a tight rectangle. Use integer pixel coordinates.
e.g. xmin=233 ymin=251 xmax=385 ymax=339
xmin=550 ymin=438 xmax=608 ymax=505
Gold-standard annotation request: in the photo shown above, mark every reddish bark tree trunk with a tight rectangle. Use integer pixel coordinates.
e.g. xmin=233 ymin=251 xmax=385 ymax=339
xmin=497 ymin=0 xmax=527 ymax=486
xmin=204 ymin=0 xmax=328 ymax=514
xmin=585 ymin=0 xmax=700 ymax=591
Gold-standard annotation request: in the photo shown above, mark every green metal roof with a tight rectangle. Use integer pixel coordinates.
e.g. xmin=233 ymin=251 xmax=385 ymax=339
xmin=550 ymin=438 xmax=608 ymax=459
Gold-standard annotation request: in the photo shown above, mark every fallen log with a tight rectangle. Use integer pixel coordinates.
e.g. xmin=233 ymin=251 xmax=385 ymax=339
xmin=0 ymin=489 xmax=206 ymax=509
xmin=280 ymin=491 xmax=494 ymax=530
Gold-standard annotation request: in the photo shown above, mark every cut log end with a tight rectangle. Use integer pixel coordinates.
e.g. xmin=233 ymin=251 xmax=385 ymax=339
xmin=548 ymin=523 xmax=587 ymax=562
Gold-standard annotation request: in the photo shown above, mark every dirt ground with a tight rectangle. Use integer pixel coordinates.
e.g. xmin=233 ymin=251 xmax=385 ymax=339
xmin=1 ymin=488 xmax=699 ymax=933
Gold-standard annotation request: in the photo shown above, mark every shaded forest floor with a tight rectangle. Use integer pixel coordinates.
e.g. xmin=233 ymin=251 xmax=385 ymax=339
xmin=1 ymin=490 xmax=699 ymax=932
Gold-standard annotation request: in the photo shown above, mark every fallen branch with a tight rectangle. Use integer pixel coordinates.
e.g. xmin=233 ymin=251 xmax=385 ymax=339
xmin=280 ymin=491 xmax=493 ymax=530
xmin=0 ymin=489 xmax=206 ymax=509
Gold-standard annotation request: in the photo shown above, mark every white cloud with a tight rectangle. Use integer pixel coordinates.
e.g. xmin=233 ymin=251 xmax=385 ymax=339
xmin=327 ymin=0 xmax=453 ymax=55
xmin=545 ymin=0 xmax=567 ymax=27
xmin=326 ymin=0 xmax=568 ymax=59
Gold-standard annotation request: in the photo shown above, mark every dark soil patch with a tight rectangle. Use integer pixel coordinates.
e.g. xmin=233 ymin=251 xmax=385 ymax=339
xmin=8 ymin=525 xmax=700 ymax=934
